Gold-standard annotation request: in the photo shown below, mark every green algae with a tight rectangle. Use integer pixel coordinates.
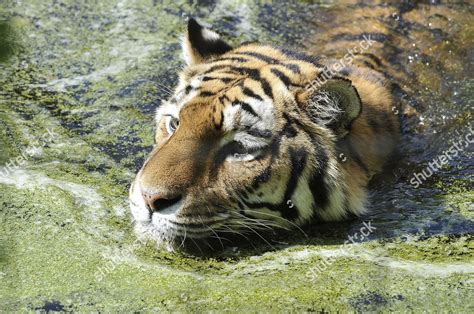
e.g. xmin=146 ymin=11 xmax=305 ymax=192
xmin=0 ymin=0 xmax=473 ymax=312
xmin=1 ymin=175 xmax=473 ymax=311
xmin=0 ymin=110 xmax=21 ymax=164
xmin=384 ymin=235 xmax=473 ymax=263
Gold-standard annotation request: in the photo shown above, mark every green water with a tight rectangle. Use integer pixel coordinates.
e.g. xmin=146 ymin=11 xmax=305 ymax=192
xmin=0 ymin=1 xmax=473 ymax=311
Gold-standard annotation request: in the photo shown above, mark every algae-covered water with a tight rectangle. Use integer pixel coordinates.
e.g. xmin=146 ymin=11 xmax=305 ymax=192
xmin=1 ymin=0 xmax=473 ymax=311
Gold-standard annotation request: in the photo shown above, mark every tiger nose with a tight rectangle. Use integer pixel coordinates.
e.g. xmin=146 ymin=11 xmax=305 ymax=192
xmin=141 ymin=191 xmax=183 ymax=213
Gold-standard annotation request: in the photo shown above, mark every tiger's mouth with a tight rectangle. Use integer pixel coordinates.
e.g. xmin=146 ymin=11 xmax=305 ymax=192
xmin=129 ymin=181 xmax=232 ymax=240
xmin=150 ymin=212 xmax=230 ymax=239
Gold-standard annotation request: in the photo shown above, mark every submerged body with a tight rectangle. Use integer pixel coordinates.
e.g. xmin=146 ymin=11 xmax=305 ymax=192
xmin=129 ymin=18 xmax=399 ymax=250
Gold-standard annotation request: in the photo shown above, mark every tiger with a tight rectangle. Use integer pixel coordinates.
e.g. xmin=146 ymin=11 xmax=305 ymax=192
xmin=129 ymin=16 xmax=400 ymax=251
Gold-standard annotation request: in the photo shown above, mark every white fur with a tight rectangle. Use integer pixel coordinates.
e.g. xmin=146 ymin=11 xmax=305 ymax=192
xmin=222 ymin=104 xmax=240 ymax=131
xmin=129 ymin=179 xmax=150 ymax=224
xmin=155 ymin=82 xmax=200 ymax=124
xmin=221 ymin=97 xmax=275 ymax=162
xmin=292 ymin=166 xmax=315 ymax=224
xmin=234 ymin=132 xmax=268 ymax=148
xmin=201 ymin=28 xmax=220 ymax=41
xmin=239 ymin=110 xmax=260 ymax=128
xmin=307 ymin=91 xmax=342 ymax=126
xmin=244 ymin=97 xmax=274 ymax=128
xmin=181 ymin=35 xmax=194 ymax=66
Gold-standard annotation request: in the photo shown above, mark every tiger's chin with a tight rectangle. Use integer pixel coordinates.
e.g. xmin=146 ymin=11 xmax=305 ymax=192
xmin=132 ymin=221 xmax=252 ymax=254
xmin=130 ymin=207 xmax=232 ymax=253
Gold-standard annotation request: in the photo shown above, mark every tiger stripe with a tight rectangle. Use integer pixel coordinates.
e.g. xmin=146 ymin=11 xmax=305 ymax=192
xmin=127 ymin=12 xmax=423 ymax=248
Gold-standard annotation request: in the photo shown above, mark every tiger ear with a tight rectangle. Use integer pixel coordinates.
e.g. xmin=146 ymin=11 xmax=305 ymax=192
xmin=182 ymin=18 xmax=232 ymax=66
xmin=299 ymin=78 xmax=362 ymax=137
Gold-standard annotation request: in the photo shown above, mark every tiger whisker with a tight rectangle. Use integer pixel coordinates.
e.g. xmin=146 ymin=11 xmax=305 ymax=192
xmin=213 ymin=203 xmax=295 ymax=234
xmin=232 ymin=211 xmax=291 ymax=232
xmin=236 ymin=221 xmax=276 ymax=251
xmin=189 ymin=237 xmax=204 ymax=255
xmin=155 ymin=81 xmax=174 ymax=95
xmin=226 ymin=223 xmax=276 ymax=239
xmin=179 ymin=226 xmax=187 ymax=249
xmin=205 ymin=205 xmax=215 ymax=222
xmin=242 ymin=209 xmax=308 ymax=239
xmin=218 ymin=225 xmax=258 ymax=250
xmin=231 ymin=221 xmax=279 ymax=233
xmin=202 ymin=238 xmax=215 ymax=251
xmin=232 ymin=212 xmax=274 ymax=230
xmin=209 ymin=234 xmax=231 ymax=243
xmin=206 ymin=225 xmax=225 ymax=249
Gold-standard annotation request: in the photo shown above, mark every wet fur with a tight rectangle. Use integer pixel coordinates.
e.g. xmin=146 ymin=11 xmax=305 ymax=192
xmin=129 ymin=18 xmax=399 ymax=250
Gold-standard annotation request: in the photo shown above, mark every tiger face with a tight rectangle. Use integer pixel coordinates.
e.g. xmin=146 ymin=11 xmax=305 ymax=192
xmin=129 ymin=18 xmax=398 ymax=250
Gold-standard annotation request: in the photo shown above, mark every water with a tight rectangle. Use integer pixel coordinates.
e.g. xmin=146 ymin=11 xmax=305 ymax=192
xmin=0 ymin=1 xmax=472 ymax=311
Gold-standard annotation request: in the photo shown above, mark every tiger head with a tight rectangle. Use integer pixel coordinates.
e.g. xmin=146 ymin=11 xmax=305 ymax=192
xmin=129 ymin=18 xmax=377 ymax=250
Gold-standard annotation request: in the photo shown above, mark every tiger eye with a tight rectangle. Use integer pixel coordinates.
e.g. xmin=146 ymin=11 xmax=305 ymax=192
xmin=170 ymin=118 xmax=179 ymax=131
xmin=167 ymin=117 xmax=180 ymax=134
